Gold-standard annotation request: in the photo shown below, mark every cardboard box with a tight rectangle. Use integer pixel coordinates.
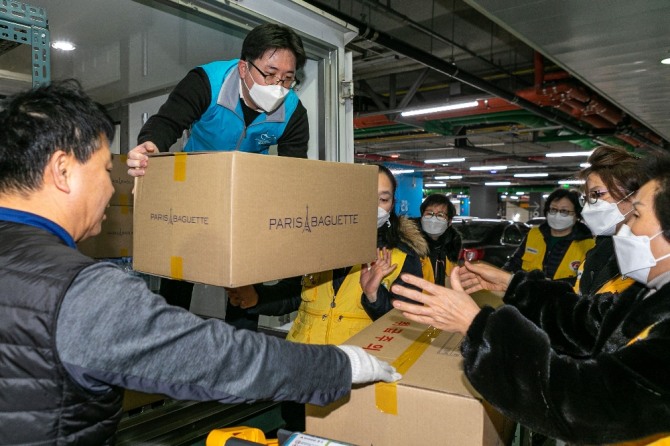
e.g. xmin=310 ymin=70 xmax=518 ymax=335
xmin=109 ymin=154 xmax=134 ymax=206
xmin=306 ymin=309 xmax=514 ymax=446
xmin=78 ymin=205 xmax=133 ymax=258
xmin=132 ymin=152 xmax=378 ymax=287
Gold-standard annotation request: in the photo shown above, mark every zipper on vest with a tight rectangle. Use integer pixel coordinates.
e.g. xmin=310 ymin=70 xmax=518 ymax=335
xmin=235 ymin=126 xmax=247 ymax=151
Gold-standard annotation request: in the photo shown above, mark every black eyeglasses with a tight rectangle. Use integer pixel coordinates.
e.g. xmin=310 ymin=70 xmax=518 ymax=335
xmin=548 ymin=208 xmax=575 ymax=217
xmin=423 ymin=211 xmax=448 ymax=222
xmin=248 ymin=60 xmax=298 ymax=89
xmin=579 ymin=189 xmax=608 ymax=206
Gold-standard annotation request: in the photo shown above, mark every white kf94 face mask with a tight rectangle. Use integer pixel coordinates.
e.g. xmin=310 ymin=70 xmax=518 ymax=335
xmin=421 ymin=216 xmax=449 ymax=236
xmin=377 ymin=207 xmax=390 ymax=229
xmin=581 ymin=192 xmax=633 ymax=236
xmin=613 ymin=224 xmax=670 ymax=284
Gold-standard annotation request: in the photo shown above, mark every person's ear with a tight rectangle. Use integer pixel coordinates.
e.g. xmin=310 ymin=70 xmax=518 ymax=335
xmin=47 ymin=150 xmax=72 ymax=193
xmin=238 ymin=59 xmax=248 ymax=77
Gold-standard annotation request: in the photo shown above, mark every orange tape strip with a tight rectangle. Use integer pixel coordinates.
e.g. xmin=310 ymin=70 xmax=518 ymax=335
xmin=170 ymin=256 xmax=183 ymax=280
xmin=173 ymin=153 xmax=187 ymax=182
xmin=375 ymin=326 xmax=442 ymax=414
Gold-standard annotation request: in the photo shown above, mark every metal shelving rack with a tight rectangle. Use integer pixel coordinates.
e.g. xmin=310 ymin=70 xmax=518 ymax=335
xmin=0 ymin=0 xmax=50 ymax=87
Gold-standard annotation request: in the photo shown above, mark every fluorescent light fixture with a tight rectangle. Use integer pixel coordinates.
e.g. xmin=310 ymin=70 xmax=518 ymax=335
xmin=510 ymin=196 xmax=519 ymax=200
xmin=52 ymin=41 xmax=76 ymax=51
xmin=580 ymin=162 xmax=591 ymax=168
xmin=546 ymin=151 xmax=593 ymax=158
xmin=470 ymin=165 xmax=507 ymax=171
xmin=424 ymin=157 xmax=466 ymax=163
xmin=401 ymin=100 xmax=479 ymax=117
xmin=515 ymin=191 xmax=525 ymax=195
xmin=476 ymin=142 xmax=505 ymax=147
xmin=425 ymin=182 xmax=447 ymax=188
xmin=661 ymin=57 xmax=670 ymax=65
xmin=390 ymin=169 xmax=415 ymax=175
xmin=507 ymin=164 xmax=548 ymax=169
xmin=513 ymin=173 xmax=549 ymax=178
xmin=485 ymin=181 xmax=511 ymax=186
xmin=434 ymin=175 xmax=463 ymax=180
xmin=543 ymin=194 xmax=549 ymax=198
xmin=558 ymin=179 xmax=585 ymax=185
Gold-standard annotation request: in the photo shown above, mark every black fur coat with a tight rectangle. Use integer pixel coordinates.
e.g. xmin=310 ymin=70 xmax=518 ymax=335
xmin=461 ymin=270 xmax=670 ymax=444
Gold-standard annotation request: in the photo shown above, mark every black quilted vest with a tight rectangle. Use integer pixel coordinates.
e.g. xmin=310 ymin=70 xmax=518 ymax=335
xmin=0 ymin=221 xmax=123 ymax=445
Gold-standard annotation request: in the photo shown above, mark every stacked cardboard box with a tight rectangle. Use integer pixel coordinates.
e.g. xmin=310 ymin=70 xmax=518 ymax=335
xmin=78 ymin=154 xmax=134 ymax=258
xmin=132 ymin=151 xmax=379 ymax=287
xmin=306 ymin=309 xmax=515 ymax=446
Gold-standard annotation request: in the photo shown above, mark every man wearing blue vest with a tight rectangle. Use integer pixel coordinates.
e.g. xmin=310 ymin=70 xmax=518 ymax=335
xmin=126 ymin=23 xmax=309 ymax=323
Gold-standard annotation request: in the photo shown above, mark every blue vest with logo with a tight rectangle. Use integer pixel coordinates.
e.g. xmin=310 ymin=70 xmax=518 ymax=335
xmin=185 ymin=59 xmax=299 ymax=153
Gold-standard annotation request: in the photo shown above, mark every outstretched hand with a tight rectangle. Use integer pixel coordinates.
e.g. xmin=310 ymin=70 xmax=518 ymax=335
xmin=391 ymin=267 xmax=481 ymax=335
xmin=360 ymin=247 xmax=397 ymax=303
xmin=458 ymin=261 xmax=512 ymax=294
xmin=126 ymin=141 xmax=158 ymax=178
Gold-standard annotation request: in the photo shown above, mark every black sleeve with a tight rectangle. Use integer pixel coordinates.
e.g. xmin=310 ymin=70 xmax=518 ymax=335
xmin=138 ymin=68 xmax=211 ymax=152
xmin=276 ymin=101 xmax=309 ymax=158
xmin=249 ymin=276 xmax=303 ymax=316
xmin=446 ymin=227 xmax=462 ymax=262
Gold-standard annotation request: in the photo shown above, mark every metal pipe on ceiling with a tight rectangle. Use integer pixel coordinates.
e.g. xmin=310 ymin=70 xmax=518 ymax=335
xmin=304 ymin=0 xmax=664 ymax=152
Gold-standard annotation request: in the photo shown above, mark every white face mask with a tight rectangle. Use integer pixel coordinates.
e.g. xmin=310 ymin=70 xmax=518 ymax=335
xmin=613 ymin=224 xmax=670 ymax=284
xmin=421 ymin=216 xmax=449 ymax=236
xmin=245 ymin=66 xmax=289 ymax=112
xmin=546 ymin=213 xmax=575 ymax=231
xmin=581 ymin=193 xmax=632 ymax=236
xmin=377 ymin=207 xmax=391 ymax=229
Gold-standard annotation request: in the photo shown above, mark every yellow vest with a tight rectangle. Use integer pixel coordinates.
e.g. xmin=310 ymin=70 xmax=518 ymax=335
xmin=521 ymin=227 xmax=595 ymax=280
xmin=287 ymin=249 xmax=408 ymax=345
xmin=574 ymin=260 xmax=636 ymax=296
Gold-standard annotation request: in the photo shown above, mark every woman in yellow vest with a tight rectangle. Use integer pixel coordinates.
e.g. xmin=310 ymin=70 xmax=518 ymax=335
xmin=503 ymin=188 xmax=594 ymax=285
xmin=575 ymin=145 xmax=647 ymax=296
xmin=392 ymin=154 xmax=670 ymax=445
xmin=229 ymin=164 xmax=431 ymax=346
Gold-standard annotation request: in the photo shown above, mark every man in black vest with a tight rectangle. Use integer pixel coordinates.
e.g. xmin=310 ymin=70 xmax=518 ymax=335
xmin=0 ymin=80 xmax=399 ymax=444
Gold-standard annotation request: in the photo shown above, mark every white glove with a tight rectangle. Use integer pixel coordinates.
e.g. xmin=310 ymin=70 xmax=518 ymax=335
xmin=337 ymin=345 xmax=402 ymax=384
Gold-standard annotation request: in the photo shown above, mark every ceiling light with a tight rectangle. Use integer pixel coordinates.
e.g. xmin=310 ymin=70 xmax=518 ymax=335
xmin=390 ymin=154 xmax=400 ymax=158
xmin=476 ymin=142 xmax=506 ymax=147
xmin=546 ymin=151 xmax=593 ymax=158
xmin=424 ymin=157 xmax=466 ymax=163
xmin=580 ymin=162 xmax=591 ymax=168
xmin=507 ymin=164 xmax=547 ymax=169
xmin=434 ymin=175 xmax=463 ymax=180
xmin=558 ymin=179 xmax=585 ymax=185
xmin=401 ymin=100 xmax=479 ymax=117
xmin=510 ymin=196 xmax=519 ymax=200
xmin=424 ymin=182 xmax=447 ymax=188
xmin=390 ymin=169 xmax=415 ymax=175
xmin=470 ymin=165 xmax=507 ymax=171
xmin=51 ymin=41 xmax=76 ymax=51
xmin=661 ymin=57 xmax=670 ymax=65
xmin=515 ymin=191 xmax=525 ymax=195
xmin=485 ymin=181 xmax=511 ymax=186
xmin=513 ymin=173 xmax=549 ymax=178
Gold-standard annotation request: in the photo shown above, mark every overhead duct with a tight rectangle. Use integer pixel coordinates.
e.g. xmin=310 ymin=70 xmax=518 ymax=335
xmin=303 ymin=0 xmax=664 ymax=152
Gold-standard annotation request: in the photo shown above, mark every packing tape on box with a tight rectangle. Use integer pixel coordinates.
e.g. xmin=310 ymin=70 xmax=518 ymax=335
xmin=375 ymin=325 xmax=442 ymax=415
xmin=173 ymin=152 xmax=188 ymax=182
xmin=171 ymin=256 xmax=184 ymax=280
xmin=117 ymin=193 xmax=131 ymax=207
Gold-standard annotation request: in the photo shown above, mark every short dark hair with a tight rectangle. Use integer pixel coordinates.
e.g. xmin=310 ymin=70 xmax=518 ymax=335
xmin=0 ymin=79 xmax=114 ymax=194
xmin=241 ymin=23 xmax=306 ymax=73
xmin=543 ymin=188 xmax=583 ymax=219
xmin=578 ymin=145 xmax=646 ymax=202
xmin=641 ymin=155 xmax=670 ymax=241
xmin=420 ymin=194 xmax=457 ymax=219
